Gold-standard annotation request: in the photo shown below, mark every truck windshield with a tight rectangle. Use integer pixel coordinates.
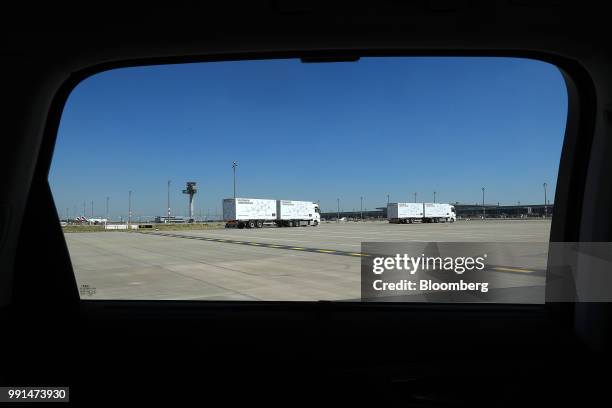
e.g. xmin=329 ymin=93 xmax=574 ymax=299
xmin=49 ymin=57 xmax=566 ymax=303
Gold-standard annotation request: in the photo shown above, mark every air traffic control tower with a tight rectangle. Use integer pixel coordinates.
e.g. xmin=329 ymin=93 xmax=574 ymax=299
xmin=182 ymin=181 xmax=197 ymax=222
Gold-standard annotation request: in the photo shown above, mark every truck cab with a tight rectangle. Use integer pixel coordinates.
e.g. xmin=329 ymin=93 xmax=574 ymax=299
xmin=313 ymin=203 xmax=321 ymax=225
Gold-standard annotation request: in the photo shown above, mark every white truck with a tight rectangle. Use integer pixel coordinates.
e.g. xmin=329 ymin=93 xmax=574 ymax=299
xmin=388 ymin=202 xmax=456 ymax=224
xmin=223 ymin=198 xmax=320 ymax=228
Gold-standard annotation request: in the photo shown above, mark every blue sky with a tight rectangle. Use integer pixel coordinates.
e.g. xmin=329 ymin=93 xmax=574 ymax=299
xmin=49 ymin=57 xmax=567 ymax=219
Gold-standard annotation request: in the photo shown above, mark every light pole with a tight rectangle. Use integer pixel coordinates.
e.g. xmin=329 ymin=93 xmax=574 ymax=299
xmin=414 ymin=192 xmax=417 ymax=203
xmin=434 ymin=191 xmax=436 ymax=203
xmin=106 ymin=196 xmax=109 ymax=221
xmin=128 ymin=190 xmax=132 ymax=226
xmin=232 ymin=161 xmax=238 ymax=199
xmin=482 ymin=187 xmax=485 ymax=219
xmin=543 ymin=182 xmax=548 ymax=218
xmin=360 ymin=196 xmax=363 ymax=221
xmin=387 ymin=194 xmax=390 ymax=205
xmin=167 ymin=179 xmax=171 ymax=219
xmin=337 ymin=198 xmax=340 ymax=223
xmin=83 ymin=201 xmax=86 ymax=218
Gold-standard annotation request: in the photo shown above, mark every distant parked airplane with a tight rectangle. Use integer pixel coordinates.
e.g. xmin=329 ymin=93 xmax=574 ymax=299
xmin=76 ymin=216 xmax=107 ymax=224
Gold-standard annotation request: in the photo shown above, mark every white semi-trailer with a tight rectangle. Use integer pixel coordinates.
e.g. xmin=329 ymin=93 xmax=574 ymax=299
xmin=387 ymin=202 xmax=423 ymax=223
xmin=223 ymin=198 xmax=320 ymax=228
xmin=388 ymin=202 xmax=456 ymax=224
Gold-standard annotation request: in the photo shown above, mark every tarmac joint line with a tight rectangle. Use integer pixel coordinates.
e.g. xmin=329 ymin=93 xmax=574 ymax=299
xmin=138 ymin=231 xmax=370 ymax=258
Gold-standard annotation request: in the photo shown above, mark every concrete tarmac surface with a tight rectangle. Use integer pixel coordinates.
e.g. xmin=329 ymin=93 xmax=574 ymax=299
xmin=65 ymin=219 xmax=551 ymax=302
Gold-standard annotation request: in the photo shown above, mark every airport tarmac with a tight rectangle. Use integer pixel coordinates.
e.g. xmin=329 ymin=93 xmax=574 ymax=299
xmin=65 ymin=219 xmax=551 ymax=302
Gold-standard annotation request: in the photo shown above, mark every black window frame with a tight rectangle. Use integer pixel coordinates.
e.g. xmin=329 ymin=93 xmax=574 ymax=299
xmin=15 ymin=49 xmax=595 ymax=316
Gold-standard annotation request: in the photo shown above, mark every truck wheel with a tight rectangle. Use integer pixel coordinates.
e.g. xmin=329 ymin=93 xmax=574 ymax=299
xmin=256 ymin=220 xmax=263 ymax=228
xmin=247 ymin=220 xmax=255 ymax=228
xmin=238 ymin=222 xmax=245 ymax=229
xmin=313 ymin=220 xmax=319 ymax=226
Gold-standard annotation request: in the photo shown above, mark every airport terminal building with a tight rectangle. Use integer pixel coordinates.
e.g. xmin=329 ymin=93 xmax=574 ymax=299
xmin=321 ymin=203 xmax=553 ymax=220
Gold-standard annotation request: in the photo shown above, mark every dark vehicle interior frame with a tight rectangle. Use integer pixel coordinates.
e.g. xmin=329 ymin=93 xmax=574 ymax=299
xmin=1 ymin=2 xmax=611 ymax=406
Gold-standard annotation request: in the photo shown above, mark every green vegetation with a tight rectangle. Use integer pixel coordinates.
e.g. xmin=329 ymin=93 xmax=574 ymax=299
xmin=62 ymin=225 xmax=107 ymax=233
xmin=62 ymin=222 xmax=225 ymax=233
xmin=147 ymin=222 xmax=225 ymax=231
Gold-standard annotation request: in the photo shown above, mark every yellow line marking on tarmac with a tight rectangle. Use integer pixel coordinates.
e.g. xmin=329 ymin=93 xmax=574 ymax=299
xmin=249 ymin=243 xmax=261 ymax=246
xmin=317 ymin=249 xmax=336 ymax=253
xmin=493 ymin=267 xmax=534 ymax=273
xmin=349 ymin=253 xmax=367 ymax=257
xmin=268 ymin=245 xmax=284 ymax=248
xmin=291 ymin=247 xmax=305 ymax=250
